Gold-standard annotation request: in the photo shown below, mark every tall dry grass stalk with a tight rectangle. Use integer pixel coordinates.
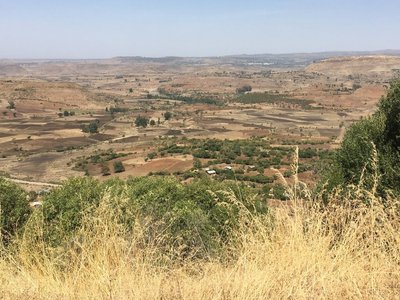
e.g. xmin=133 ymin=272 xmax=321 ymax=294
xmin=1 ymin=149 xmax=399 ymax=299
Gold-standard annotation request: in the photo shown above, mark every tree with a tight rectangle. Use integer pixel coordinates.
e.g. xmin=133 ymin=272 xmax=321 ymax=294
xmin=135 ymin=116 xmax=149 ymax=128
xmin=378 ymin=81 xmax=400 ymax=149
xmin=147 ymin=152 xmax=157 ymax=160
xmin=7 ymin=100 xmax=15 ymax=109
xmin=236 ymin=85 xmax=252 ymax=94
xmin=63 ymin=110 xmax=70 ymax=117
xmin=164 ymin=111 xmax=173 ymax=121
xmin=150 ymin=119 xmax=156 ymax=126
xmin=129 ymin=88 xmax=133 ymax=93
xmin=101 ymin=163 xmax=111 ymax=176
xmin=193 ymin=158 xmax=202 ymax=169
xmin=88 ymin=121 xmax=99 ymax=133
xmin=113 ymin=161 xmax=125 ymax=173
xmin=331 ymin=81 xmax=400 ymax=195
xmin=82 ymin=120 xmax=99 ymax=134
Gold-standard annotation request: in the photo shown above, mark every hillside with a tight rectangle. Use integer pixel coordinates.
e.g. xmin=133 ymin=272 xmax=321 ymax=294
xmin=305 ymin=55 xmax=400 ymax=77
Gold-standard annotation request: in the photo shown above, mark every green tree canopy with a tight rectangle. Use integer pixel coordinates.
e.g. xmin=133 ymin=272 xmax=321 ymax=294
xmin=0 ymin=178 xmax=30 ymax=240
xmin=164 ymin=111 xmax=173 ymax=120
xmin=330 ymin=81 xmax=400 ymax=195
xmin=135 ymin=116 xmax=149 ymax=128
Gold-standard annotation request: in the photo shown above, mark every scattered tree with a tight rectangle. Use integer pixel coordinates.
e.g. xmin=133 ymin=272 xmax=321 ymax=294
xmin=164 ymin=111 xmax=173 ymax=120
xmin=135 ymin=116 xmax=149 ymax=128
xmin=101 ymin=163 xmax=111 ymax=176
xmin=147 ymin=152 xmax=157 ymax=160
xmin=236 ymin=85 xmax=252 ymax=94
xmin=7 ymin=100 xmax=15 ymax=109
xmin=193 ymin=158 xmax=202 ymax=169
xmin=113 ymin=161 xmax=125 ymax=173
xmin=82 ymin=120 xmax=99 ymax=133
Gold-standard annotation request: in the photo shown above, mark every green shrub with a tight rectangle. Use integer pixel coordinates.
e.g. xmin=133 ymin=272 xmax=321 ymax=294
xmin=101 ymin=163 xmax=111 ymax=176
xmin=113 ymin=161 xmax=125 ymax=173
xmin=0 ymin=178 xmax=30 ymax=241
xmin=39 ymin=177 xmax=103 ymax=246
xmin=164 ymin=111 xmax=173 ymax=120
xmin=147 ymin=152 xmax=157 ymax=160
xmin=236 ymin=85 xmax=252 ymax=94
xmin=81 ymin=120 xmax=99 ymax=133
xmin=28 ymin=176 xmax=262 ymax=259
xmin=328 ymin=80 xmax=400 ymax=196
xmin=135 ymin=115 xmax=149 ymax=128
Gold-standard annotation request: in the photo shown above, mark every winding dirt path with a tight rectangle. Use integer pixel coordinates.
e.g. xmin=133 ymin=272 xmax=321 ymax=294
xmin=9 ymin=178 xmax=60 ymax=187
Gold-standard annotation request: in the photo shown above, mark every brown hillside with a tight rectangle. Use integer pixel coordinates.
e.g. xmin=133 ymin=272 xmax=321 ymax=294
xmin=305 ymin=55 xmax=400 ymax=77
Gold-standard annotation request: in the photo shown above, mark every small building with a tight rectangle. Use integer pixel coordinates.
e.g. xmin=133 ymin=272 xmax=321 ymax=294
xmin=224 ymin=166 xmax=233 ymax=170
xmin=206 ymin=170 xmax=217 ymax=175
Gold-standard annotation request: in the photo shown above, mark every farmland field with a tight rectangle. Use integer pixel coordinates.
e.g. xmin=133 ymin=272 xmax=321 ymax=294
xmin=0 ymin=54 xmax=399 ymax=192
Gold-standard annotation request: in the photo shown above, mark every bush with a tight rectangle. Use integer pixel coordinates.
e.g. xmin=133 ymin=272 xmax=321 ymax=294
xmin=236 ymin=85 xmax=252 ymax=94
xmin=299 ymin=147 xmax=318 ymax=158
xmin=101 ymin=163 xmax=111 ymax=176
xmin=135 ymin=116 xmax=149 ymax=128
xmin=0 ymin=177 xmax=30 ymax=240
xmin=147 ymin=152 xmax=157 ymax=160
xmin=7 ymin=100 xmax=15 ymax=109
xmin=329 ymin=80 xmax=400 ymax=195
xmin=39 ymin=177 xmax=103 ymax=246
xmin=82 ymin=120 xmax=99 ymax=133
xmin=113 ymin=161 xmax=125 ymax=173
xmin=193 ymin=158 xmax=202 ymax=169
xmin=26 ymin=177 xmax=260 ymax=259
xmin=164 ymin=111 xmax=173 ymax=120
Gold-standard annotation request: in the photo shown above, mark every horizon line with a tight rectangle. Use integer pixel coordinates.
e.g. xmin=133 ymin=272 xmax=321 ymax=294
xmin=1 ymin=49 xmax=400 ymax=61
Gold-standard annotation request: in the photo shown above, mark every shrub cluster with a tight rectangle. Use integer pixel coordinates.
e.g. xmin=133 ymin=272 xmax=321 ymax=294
xmin=6 ymin=177 xmax=262 ymax=260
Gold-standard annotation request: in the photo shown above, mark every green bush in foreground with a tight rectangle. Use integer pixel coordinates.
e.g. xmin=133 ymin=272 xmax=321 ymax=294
xmin=0 ymin=178 xmax=30 ymax=240
xmin=28 ymin=176 xmax=262 ymax=259
xmin=328 ymin=81 xmax=400 ymax=196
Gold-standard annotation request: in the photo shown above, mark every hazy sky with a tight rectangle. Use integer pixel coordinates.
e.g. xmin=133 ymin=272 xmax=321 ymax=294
xmin=0 ymin=0 xmax=399 ymax=58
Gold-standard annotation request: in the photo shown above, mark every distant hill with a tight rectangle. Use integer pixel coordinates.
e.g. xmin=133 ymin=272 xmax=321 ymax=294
xmin=305 ymin=55 xmax=400 ymax=77
xmin=115 ymin=50 xmax=400 ymax=68
xmin=1 ymin=50 xmax=400 ymax=76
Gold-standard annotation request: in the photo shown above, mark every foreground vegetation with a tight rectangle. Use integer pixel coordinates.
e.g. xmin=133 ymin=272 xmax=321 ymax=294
xmin=0 ymin=172 xmax=399 ymax=299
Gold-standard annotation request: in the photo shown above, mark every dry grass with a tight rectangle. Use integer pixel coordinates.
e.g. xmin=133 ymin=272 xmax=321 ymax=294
xmin=1 ymin=192 xmax=399 ymax=299
xmin=1 ymin=151 xmax=399 ymax=299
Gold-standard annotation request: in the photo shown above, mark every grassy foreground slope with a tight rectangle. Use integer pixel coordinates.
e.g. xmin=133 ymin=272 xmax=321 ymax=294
xmin=0 ymin=173 xmax=399 ymax=299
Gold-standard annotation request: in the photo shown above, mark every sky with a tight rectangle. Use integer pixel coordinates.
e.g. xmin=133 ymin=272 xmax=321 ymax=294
xmin=0 ymin=0 xmax=399 ymax=58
